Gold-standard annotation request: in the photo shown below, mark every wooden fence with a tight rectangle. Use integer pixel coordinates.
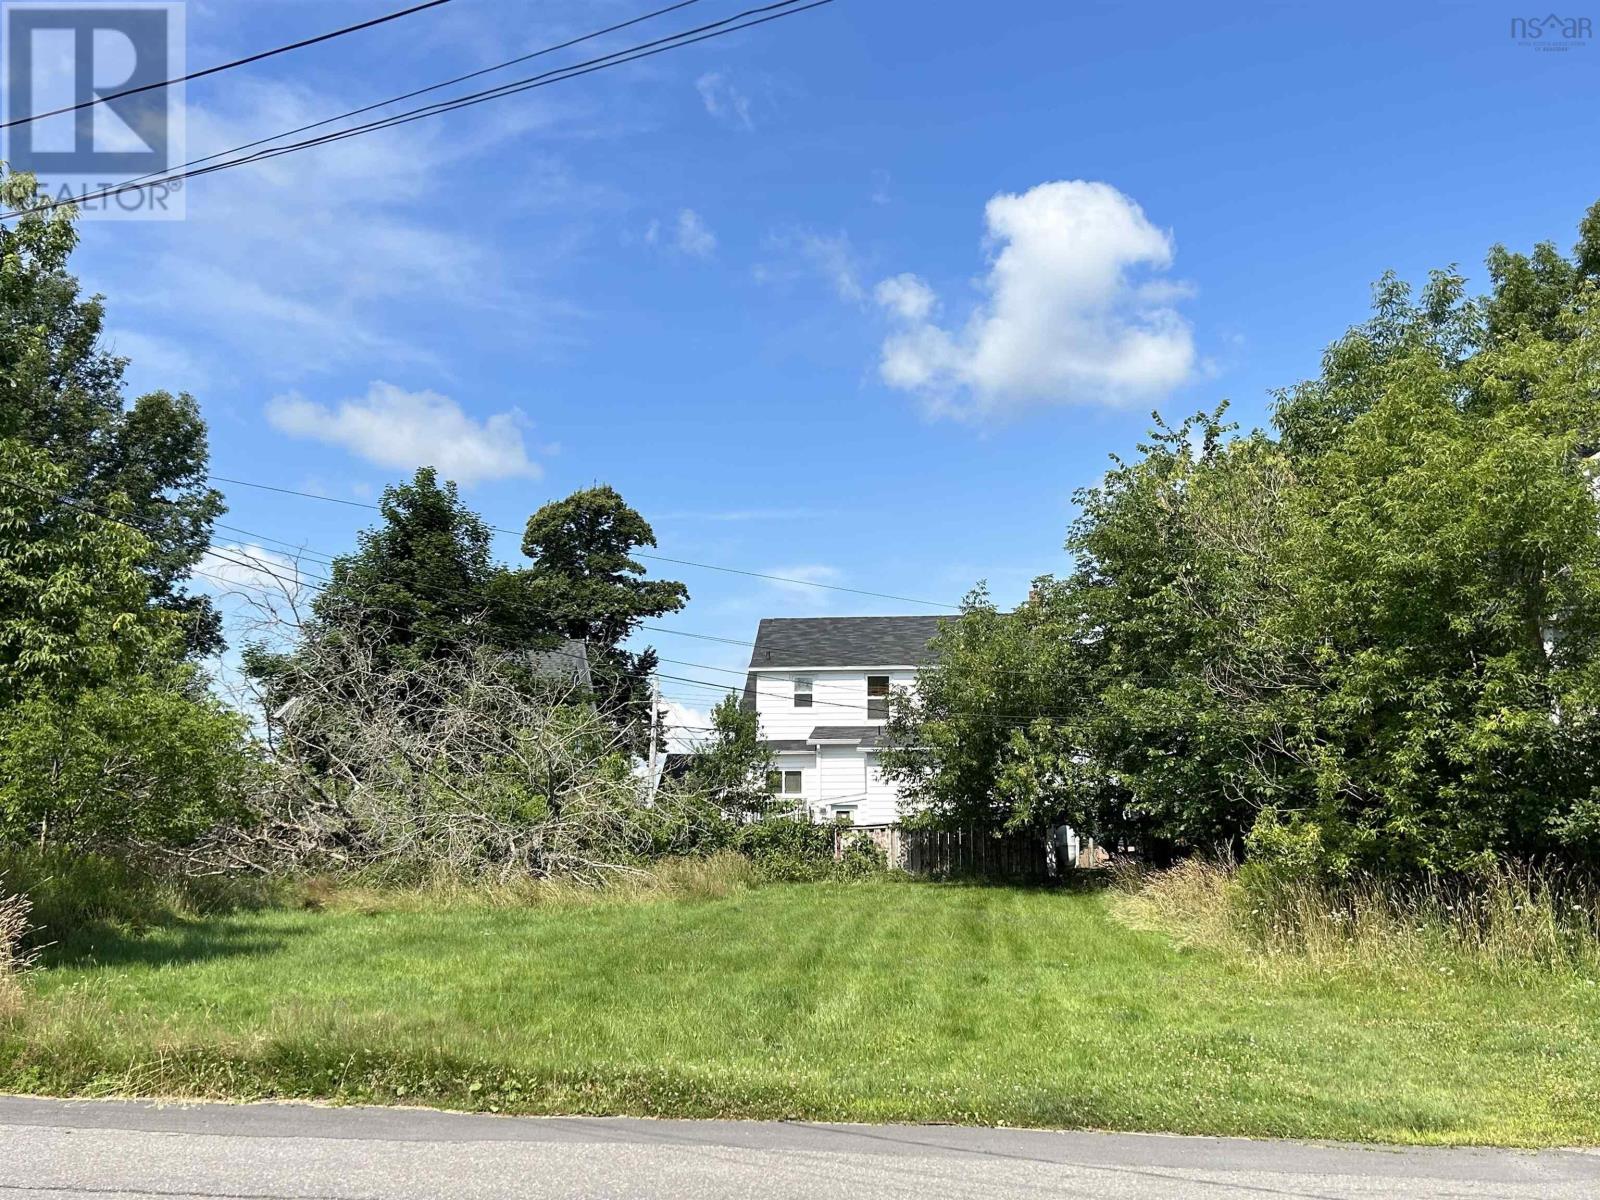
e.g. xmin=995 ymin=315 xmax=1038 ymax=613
xmin=835 ymin=824 xmax=1049 ymax=879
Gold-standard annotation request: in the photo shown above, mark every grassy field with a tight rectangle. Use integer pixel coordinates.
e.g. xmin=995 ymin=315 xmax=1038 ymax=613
xmin=4 ymin=878 xmax=1600 ymax=1145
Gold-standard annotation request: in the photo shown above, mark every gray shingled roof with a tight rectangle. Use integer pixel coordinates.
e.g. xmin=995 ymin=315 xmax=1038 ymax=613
xmin=529 ymin=639 xmax=591 ymax=690
xmin=747 ymin=616 xmax=946 ymax=669
xmin=739 ymin=616 xmax=947 ymax=713
xmin=807 ymin=725 xmax=883 ymax=747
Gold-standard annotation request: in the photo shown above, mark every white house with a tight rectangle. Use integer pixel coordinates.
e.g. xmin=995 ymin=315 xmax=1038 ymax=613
xmin=740 ymin=615 xmax=944 ymax=826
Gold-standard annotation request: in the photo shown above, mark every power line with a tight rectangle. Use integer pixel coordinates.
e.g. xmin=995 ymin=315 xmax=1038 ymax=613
xmin=2 ymin=0 xmax=834 ymax=219
xmin=6 ymin=474 xmax=1081 ymax=728
xmin=88 ymin=0 xmax=710 ymax=205
xmin=203 ymin=472 xmax=958 ymax=610
xmin=654 ymin=670 xmax=1085 ymax=726
xmin=0 ymin=0 xmax=455 ymax=131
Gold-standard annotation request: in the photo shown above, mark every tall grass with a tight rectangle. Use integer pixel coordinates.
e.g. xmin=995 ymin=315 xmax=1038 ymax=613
xmin=0 ymin=879 xmax=32 ymax=1017
xmin=0 ymin=850 xmax=290 ymax=951
xmin=305 ymin=851 xmax=761 ymax=914
xmin=1113 ymin=858 xmax=1600 ymax=979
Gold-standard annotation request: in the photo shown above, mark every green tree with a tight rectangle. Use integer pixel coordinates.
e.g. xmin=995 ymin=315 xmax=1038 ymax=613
xmin=0 ymin=676 xmax=255 ymax=850
xmin=682 ymin=693 xmax=774 ymax=817
xmin=244 ymin=467 xmax=567 ymax=732
xmin=516 ymin=485 xmax=687 ymax=742
xmin=0 ymin=439 xmax=252 ymax=849
xmin=0 ymin=439 xmax=172 ymax=704
xmin=309 ymin=467 xmax=520 ymax=667
xmin=888 ymin=200 xmax=1600 ymax=876
xmin=0 ymin=169 xmax=224 ymax=655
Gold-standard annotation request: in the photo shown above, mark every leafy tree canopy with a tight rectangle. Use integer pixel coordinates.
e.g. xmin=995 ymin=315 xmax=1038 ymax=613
xmin=0 ymin=439 xmax=176 ymax=706
xmin=0 ymin=168 xmax=223 ymax=655
xmin=681 ymin=692 xmax=775 ymax=818
xmin=885 ymin=199 xmax=1600 ymax=876
xmin=517 ymin=485 xmax=688 ymax=740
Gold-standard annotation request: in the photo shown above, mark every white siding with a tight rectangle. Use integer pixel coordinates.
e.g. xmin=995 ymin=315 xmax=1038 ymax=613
xmin=863 ymin=752 xmax=899 ymax=822
xmin=751 ymin=666 xmax=918 ymax=826
xmin=752 ymin=669 xmax=917 ymax=741
xmin=771 ymin=749 xmax=817 ymax=808
xmin=817 ymin=743 xmax=866 ymax=810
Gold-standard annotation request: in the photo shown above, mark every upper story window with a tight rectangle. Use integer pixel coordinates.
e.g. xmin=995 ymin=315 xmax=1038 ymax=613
xmin=866 ymin=675 xmax=890 ymax=720
xmin=793 ymin=676 xmax=813 ymax=708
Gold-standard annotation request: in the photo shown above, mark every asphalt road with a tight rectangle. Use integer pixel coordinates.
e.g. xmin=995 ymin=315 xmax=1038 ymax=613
xmin=3 ymin=1096 xmax=1599 ymax=1199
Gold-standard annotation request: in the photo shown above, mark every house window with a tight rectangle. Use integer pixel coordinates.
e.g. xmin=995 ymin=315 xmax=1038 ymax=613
xmin=832 ymin=806 xmax=856 ymax=825
xmin=866 ymin=675 xmax=890 ymax=720
xmin=766 ymin=770 xmax=803 ymax=795
xmin=793 ymin=676 xmax=813 ymax=708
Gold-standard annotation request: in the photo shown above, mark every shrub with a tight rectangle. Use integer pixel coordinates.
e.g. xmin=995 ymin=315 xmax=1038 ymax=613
xmin=731 ymin=818 xmax=888 ymax=882
xmin=836 ymin=832 xmax=888 ymax=879
xmin=0 ymin=675 xmax=257 ymax=851
xmin=731 ymin=817 xmax=834 ymax=881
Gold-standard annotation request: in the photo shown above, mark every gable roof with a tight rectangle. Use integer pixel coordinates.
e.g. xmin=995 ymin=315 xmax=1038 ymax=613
xmin=747 ymin=616 xmax=947 ymax=669
xmin=739 ymin=616 xmax=947 ymax=713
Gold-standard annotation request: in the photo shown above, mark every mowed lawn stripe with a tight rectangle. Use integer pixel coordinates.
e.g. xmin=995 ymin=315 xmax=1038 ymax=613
xmin=6 ymin=881 xmax=1600 ymax=1143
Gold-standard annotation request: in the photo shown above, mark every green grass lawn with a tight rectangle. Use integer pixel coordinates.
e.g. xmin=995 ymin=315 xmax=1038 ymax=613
xmin=5 ymin=880 xmax=1600 ymax=1145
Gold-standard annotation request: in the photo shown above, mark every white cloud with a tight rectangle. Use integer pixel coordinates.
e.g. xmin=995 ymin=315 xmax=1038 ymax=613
xmin=676 ymin=209 xmax=717 ymax=257
xmin=756 ymin=230 xmax=865 ymax=303
xmin=198 ymin=543 xmax=306 ymax=604
xmin=874 ymin=273 xmax=937 ymax=322
xmin=266 ymin=381 xmax=541 ymax=485
xmin=695 ymin=71 xmax=754 ymax=129
xmin=874 ymin=180 xmax=1196 ymax=418
xmin=643 ymin=209 xmax=717 ymax=257
xmin=661 ymin=698 xmax=713 ymax=754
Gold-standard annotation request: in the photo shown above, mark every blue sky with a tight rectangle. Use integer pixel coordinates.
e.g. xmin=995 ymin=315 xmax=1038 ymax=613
xmin=53 ymin=0 xmax=1600 ymax=725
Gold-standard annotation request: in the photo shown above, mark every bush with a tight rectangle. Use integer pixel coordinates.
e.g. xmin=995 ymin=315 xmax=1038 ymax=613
xmin=731 ymin=818 xmax=887 ymax=882
xmin=0 ymin=676 xmax=257 ymax=851
xmin=731 ymin=817 xmax=833 ymax=881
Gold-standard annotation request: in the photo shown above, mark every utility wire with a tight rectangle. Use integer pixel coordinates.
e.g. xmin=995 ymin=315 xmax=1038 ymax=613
xmin=2 ymin=0 xmax=834 ymax=219
xmin=204 ymin=472 xmax=959 ymax=610
xmin=0 ymin=0 xmax=455 ymax=130
xmin=6 ymin=474 xmax=1080 ymax=727
xmin=91 ymin=0 xmax=709 ymax=202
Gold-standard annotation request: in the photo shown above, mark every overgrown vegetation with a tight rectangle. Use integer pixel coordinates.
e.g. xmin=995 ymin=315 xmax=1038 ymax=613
xmin=1115 ymin=859 xmax=1600 ymax=981
xmin=884 ymin=200 xmax=1600 ymax=880
xmin=0 ymin=164 xmax=713 ymax=889
xmin=0 ymin=877 xmax=30 ymax=1018
xmin=0 ymin=183 xmax=255 ymax=854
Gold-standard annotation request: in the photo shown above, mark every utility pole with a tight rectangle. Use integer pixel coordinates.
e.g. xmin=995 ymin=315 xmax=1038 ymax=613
xmin=647 ymin=673 xmax=660 ymax=799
